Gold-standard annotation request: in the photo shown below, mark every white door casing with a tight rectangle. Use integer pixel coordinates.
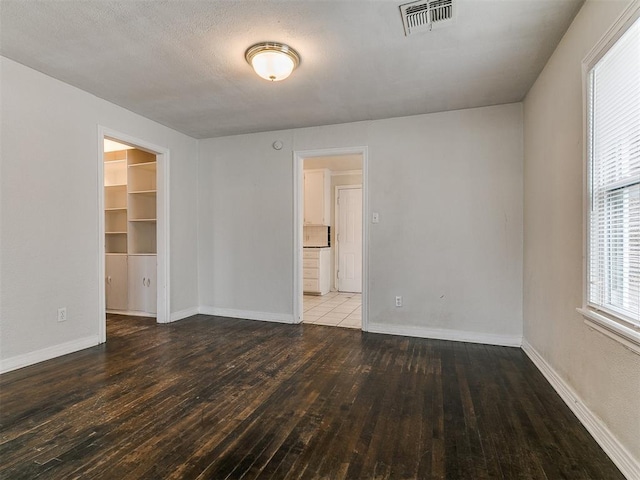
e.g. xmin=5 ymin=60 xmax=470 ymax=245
xmin=336 ymin=186 xmax=362 ymax=293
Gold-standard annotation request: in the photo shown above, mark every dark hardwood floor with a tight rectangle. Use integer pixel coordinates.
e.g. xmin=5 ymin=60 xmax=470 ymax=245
xmin=0 ymin=314 xmax=624 ymax=479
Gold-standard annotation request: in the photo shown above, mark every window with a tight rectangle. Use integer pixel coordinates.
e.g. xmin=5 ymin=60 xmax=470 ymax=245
xmin=582 ymin=9 xmax=640 ymax=353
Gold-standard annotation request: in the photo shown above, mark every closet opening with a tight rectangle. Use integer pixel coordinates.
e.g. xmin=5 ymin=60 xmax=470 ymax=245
xmin=98 ymin=129 xmax=170 ymax=342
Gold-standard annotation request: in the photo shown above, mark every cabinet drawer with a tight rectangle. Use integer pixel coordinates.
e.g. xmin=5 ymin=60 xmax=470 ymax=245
xmin=303 ymin=268 xmax=319 ymax=279
xmin=303 ymin=258 xmax=319 ymax=268
xmin=303 ymin=249 xmax=320 ymax=259
xmin=303 ymin=278 xmax=320 ymax=292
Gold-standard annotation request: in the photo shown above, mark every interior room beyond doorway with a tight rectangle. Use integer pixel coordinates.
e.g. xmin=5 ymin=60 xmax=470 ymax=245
xmin=302 ymin=292 xmax=361 ymax=328
xmin=301 ymin=153 xmax=363 ymax=329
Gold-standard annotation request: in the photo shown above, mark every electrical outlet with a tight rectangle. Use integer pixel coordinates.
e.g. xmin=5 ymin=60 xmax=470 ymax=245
xmin=395 ymin=296 xmax=402 ymax=307
xmin=57 ymin=307 xmax=67 ymax=322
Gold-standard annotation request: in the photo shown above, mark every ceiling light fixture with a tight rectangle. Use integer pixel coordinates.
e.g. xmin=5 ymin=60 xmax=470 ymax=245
xmin=245 ymin=42 xmax=300 ymax=82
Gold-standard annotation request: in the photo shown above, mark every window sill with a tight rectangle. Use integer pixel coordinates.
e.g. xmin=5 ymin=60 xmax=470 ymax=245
xmin=577 ymin=307 xmax=640 ymax=355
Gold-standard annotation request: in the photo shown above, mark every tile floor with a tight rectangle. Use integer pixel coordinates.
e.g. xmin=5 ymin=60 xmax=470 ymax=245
xmin=303 ymin=291 xmax=362 ymax=329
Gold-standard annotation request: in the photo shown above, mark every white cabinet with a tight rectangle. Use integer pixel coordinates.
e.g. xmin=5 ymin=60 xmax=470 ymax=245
xmin=128 ymin=255 xmax=157 ymax=314
xmin=105 ymin=254 xmax=128 ymax=311
xmin=303 ymin=248 xmax=331 ymax=295
xmin=304 ymin=169 xmax=331 ymax=226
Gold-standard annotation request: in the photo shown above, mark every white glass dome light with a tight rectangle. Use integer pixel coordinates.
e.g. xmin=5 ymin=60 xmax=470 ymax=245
xmin=245 ymin=42 xmax=300 ymax=82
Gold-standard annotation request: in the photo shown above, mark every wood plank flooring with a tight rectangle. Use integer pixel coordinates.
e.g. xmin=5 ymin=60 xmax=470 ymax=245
xmin=0 ymin=314 xmax=624 ymax=479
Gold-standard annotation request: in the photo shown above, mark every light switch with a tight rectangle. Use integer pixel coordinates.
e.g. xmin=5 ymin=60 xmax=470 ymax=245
xmin=372 ymin=212 xmax=380 ymax=223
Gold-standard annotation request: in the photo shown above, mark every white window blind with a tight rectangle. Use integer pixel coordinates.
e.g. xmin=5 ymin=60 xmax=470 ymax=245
xmin=588 ymin=16 xmax=640 ymax=327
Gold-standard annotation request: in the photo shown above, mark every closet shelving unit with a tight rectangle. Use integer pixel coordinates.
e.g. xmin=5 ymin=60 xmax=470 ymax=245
xmin=104 ymin=148 xmax=157 ymax=316
xmin=127 ymin=152 xmax=157 ymax=255
xmin=104 ymin=151 xmax=128 ymax=254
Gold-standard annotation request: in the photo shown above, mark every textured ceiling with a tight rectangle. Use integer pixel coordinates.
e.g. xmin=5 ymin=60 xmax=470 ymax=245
xmin=1 ymin=0 xmax=583 ymax=139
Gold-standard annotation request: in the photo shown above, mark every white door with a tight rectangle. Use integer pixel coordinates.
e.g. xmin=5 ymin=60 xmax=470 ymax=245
xmin=337 ymin=187 xmax=362 ymax=293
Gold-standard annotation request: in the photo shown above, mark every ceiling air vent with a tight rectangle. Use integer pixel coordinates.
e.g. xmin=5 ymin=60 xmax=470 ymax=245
xmin=400 ymin=0 xmax=454 ymax=36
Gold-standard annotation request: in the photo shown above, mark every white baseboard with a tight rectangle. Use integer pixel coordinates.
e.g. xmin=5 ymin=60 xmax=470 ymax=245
xmin=522 ymin=340 xmax=639 ymax=480
xmin=366 ymin=322 xmax=522 ymax=347
xmin=0 ymin=335 xmax=100 ymax=375
xmin=199 ymin=306 xmax=295 ymax=324
xmin=106 ymin=309 xmax=156 ymax=318
xmin=169 ymin=306 xmax=199 ymax=323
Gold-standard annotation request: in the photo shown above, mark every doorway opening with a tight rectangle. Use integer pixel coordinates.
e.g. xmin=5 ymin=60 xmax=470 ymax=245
xmin=98 ymin=128 xmax=170 ymax=343
xmin=293 ymin=147 xmax=368 ymax=330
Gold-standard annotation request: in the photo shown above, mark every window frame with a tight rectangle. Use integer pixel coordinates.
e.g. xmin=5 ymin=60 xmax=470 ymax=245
xmin=579 ymin=1 xmax=640 ymax=355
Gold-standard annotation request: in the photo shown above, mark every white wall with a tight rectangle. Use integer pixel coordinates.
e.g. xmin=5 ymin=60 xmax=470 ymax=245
xmin=0 ymin=57 xmax=199 ymax=369
xmin=523 ymin=0 xmax=640 ymax=471
xmin=198 ymin=131 xmax=296 ymax=319
xmin=198 ymin=103 xmax=523 ymax=345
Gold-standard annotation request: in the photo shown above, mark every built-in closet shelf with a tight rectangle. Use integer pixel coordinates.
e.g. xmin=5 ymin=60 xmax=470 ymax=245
xmin=104 ymin=184 xmax=127 ymax=209
xmin=128 ymin=161 xmax=156 ymax=168
xmin=129 ymin=190 xmax=157 ymax=194
xmin=106 ymin=231 xmax=127 ymax=234
xmin=105 ymin=234 xmax=127 ymax=254
xmin=128 ymin=213 xmax=156 ymax=255
xmin=105 ymin=157 xmax=127 ymax=186
xmin=129 ymin=219 xmax=157 ymax=222
xmin=105 ymin=207 xmax=127 ymax=211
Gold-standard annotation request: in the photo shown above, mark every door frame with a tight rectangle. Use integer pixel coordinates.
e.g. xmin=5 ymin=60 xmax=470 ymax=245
xmin=334 ymin=185 xmax=363 ymax=293
xmin=292 ymin=146 xmax=369 ymax=331
xmin=97 ymin=126 xmax=171 ymax=343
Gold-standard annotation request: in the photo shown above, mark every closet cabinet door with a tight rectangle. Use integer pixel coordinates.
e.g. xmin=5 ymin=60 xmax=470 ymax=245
xmin=106 ymin=255 xmax=128 ymax=310
xmin=304 ymin=169 xmax=331 ymax=226
xmin=128 ymin=255 xmax=156 ymax=314
xmin=145 ymin=259 xmax=157 ymax=314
